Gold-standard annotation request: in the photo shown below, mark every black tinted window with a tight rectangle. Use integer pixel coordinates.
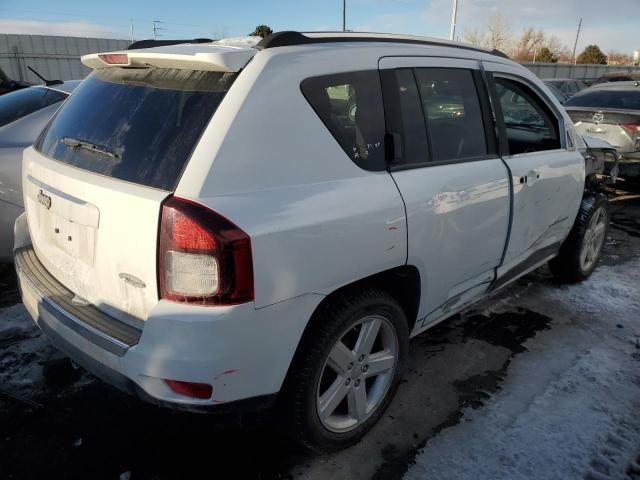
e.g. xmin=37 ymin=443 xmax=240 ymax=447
xmin=381 ymin=69 xmax=430 ymax=167
xmin=414 ymin=68 xmax=487 ymax=162
xmin=495 ymin=78 xmax=561 ymax=155
xmin=0 ymin=87 xmax=66 ymax=128
xmin=36 ymin=68 xmax=236 ymax=191
xmin=565 ymin=89 xmax=640 ymax=110
xmin=301 ymin=71 xmax=386 ymax=171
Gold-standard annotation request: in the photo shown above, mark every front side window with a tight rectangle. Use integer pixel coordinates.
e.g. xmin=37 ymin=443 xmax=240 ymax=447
xmin=301 ymin=71 xmax=386 ymax=171
xmin=414 ymin=68 xmax=488 ymax=162
xmin=0 ymin=86 xmax=67 ymax=128
xmin=495 ymin=77 xmax=561 ymax=155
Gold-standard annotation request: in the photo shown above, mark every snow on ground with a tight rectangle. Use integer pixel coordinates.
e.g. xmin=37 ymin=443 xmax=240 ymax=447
xmin=406 ymin=259 xmax=640 ymax=480
xmin=0 ymin=301 xmax=92 ymax=397
xmin=0 ymin=303 xmax=51 ymax=391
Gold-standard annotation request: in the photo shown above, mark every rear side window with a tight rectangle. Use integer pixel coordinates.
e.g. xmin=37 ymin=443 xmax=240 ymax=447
xmin=301 ymin=71 xmax=386 ymax=171
xmin=414 ymin=68 xmax=488 ymax=162
xmin=0 ymin=87 xmax=67 ymax=128
xmin=565 ymin=89 xmax=640 ymax=110
xmin=495 ymin=77 xmax=561 ymax=155
xmin=381 ymin=68 xmax=430 ymax=168
xmin=36 ymin=68 xmax=237 ymax=191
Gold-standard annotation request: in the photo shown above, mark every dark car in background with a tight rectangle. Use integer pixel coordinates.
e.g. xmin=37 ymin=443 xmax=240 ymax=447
xmin=543 ymin=78 xmax=586 ymax=98
xmin=592 ymin=72 xmax=640 ymax=85
xmin=543 ymin=81 xmax=570 ymax=104
xmin=0 ymin=67 xmax=30 ymax=95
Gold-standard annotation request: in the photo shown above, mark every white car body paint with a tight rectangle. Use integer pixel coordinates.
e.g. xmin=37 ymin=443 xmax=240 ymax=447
xmin=482 ymin=61 xmax=585 ymax=281
xmin=15 ymin=37 xmax=589 ymax=408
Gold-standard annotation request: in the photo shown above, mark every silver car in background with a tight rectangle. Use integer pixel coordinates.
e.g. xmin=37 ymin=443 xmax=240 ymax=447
xmin=0 ymin=81 xmax=79 ymax=261
xmin=565 ymin=81 xmax=640 ymax=173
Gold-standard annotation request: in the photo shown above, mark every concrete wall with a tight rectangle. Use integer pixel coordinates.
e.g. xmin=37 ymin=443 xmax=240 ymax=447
xmin=522 ymin=62 xmax=640 ymax=82
xmin=0 ymin=34 xmax=130 ymax=84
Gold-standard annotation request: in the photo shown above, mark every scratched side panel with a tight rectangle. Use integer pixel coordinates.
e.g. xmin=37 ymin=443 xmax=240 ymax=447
xmin=391 ymin=159 xmax=511 ymax=322
xmin=191 ymin=173 xmax=408 ymax=309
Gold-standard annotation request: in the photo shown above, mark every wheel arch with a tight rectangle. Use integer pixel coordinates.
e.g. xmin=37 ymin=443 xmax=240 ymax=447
xmin=278 ymin=265 xmax=420 ymax=397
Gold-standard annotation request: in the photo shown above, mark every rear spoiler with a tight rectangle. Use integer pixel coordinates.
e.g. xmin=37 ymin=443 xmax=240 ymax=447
xmin=127 ymin=38 xmax=213 ymax=50
xmin=81 ymin=45 xmax=256 ymax=73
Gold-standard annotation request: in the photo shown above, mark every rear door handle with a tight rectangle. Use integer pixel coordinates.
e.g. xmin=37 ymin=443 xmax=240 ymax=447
xmin=520 ymin=170 xmax=541 ymax=185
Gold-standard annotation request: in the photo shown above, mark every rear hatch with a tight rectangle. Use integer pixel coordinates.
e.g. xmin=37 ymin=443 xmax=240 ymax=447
xmin=567 ymin=108 xmax=640 ymax=153
xmin=565 ymin=87 xmax=640 ymax=153
xmin=23 ymin=46 xmax=250 ymax=323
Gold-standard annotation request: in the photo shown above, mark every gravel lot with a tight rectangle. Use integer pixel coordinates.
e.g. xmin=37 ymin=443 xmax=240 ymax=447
xmin=1 ymin=184 xmax=639 ymax=480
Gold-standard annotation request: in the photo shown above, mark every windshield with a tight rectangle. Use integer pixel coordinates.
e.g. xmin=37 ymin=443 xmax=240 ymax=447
xmin=565 ymin=89 xmax=640 ymax=110
xmin=35 ymin=68 xmax=237 ymax=191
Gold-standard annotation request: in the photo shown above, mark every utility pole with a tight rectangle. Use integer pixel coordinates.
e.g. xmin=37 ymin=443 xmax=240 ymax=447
xmin=449 ymin=0 xmax=458 ymax=41
xmin=152 ymin=20 xmax=166 ymax=40
xmin=342 ymin=0 xmax=346 ymax=32
xmin=571 ymin=17 xmax=582 ymax=64
xmin=130 ymin=18 xmax=134 ymax=43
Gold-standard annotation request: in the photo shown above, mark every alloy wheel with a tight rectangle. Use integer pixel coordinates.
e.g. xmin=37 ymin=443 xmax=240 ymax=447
xmin=316 ymin=315 xmax=399 ymax=433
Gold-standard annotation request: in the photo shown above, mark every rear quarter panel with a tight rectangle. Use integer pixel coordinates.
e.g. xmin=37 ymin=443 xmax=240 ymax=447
xmin=176 ymin=46 xmax=411 ymax=308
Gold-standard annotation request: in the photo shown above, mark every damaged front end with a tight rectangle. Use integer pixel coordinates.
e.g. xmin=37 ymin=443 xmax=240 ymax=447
xmin=581 ymin=135 xmax=621 ymax=191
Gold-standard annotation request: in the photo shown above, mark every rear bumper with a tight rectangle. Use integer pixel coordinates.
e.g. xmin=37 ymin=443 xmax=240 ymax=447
xmin=15 ymin=237 xmax=323 ymax=410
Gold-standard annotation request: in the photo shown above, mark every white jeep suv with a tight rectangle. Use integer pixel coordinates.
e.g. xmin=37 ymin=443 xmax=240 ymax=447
xmin=15 ymin=32 xmax=610 ymax=451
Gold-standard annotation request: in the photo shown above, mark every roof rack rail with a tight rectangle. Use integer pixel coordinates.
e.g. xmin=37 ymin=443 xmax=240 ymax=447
xmin=128 ymin=38 xmax=213 ymax=50
xmin=256 ymin=31 xmax=509 ymax=59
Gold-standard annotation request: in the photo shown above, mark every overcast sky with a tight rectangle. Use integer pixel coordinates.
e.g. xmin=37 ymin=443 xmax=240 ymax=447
xmin=0 ymin=0 xmax=638 ymax=53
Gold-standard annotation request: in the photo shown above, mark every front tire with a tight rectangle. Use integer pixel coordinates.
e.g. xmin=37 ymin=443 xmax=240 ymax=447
xmin=284 ymin=289 xmax=409 ymax=453
xmin=549 ymin=193 xmax=609 ymax=283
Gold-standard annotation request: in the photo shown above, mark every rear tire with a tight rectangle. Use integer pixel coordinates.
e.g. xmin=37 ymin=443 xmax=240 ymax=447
xmin=549 ymin=193 xmax=609 ymax=283
xmin=283 ymin=289 xmax=409 ymax=453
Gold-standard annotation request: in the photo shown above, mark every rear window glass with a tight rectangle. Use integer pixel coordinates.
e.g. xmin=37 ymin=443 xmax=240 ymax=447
xmin=301 ymin=70 xmax=387 ymax=171
xmin=0 ymin=87 xmax=67 ymax=128
xmin=565 ymin=89 xmax=640 ymax=110
xmin=35 ymin=68 xmax=236 ymax=191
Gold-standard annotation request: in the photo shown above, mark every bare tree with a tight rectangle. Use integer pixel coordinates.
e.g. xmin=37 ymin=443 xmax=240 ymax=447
xmin=461 ymin=15 xmax=572 ymax=63
xmin=545 ymin=35 xmax=570 ymax=60
xmin=606 ymin=50 xmax=634 ymax=65
xmin=485 ymin=13 xmax=511 ymax=50
xmin=462 ymin=14 xmax=511 ymax=51
xmin=512 ymin=27 xmax=545 ymax=61
xmin=462 ymin=29 xmax=485 ymax=47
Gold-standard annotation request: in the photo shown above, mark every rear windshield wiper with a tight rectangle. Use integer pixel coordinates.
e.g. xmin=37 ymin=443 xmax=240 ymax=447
xmin=62 ymin=137 xmax=120 ymax=160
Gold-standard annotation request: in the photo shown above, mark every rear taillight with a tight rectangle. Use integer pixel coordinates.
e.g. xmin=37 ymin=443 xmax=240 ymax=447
xmin=622 ymin=123 xmax=640 ymax=135
xmin=98 ymin=53 xmax=129 ymax=65
xmin=158 ymin=196 xmax=254 ymax=306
